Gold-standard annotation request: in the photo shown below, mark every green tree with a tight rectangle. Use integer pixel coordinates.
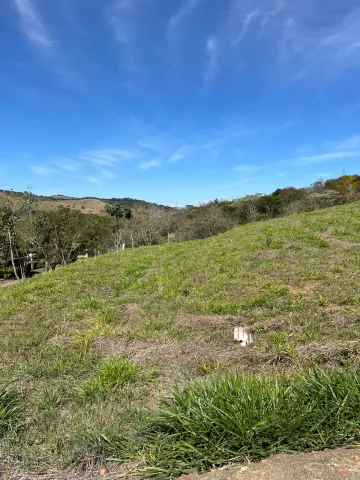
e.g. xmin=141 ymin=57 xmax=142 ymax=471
xmin=105 ymin=203 xmax=133 ymax=222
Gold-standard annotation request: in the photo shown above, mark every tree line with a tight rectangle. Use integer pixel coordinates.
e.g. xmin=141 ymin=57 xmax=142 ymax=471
xmin=1 ymin=174 xmax=359 ymax=280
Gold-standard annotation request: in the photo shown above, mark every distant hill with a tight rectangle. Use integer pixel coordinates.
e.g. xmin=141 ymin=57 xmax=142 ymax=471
xmin=0 ymin=189 xmax=172 ymax=215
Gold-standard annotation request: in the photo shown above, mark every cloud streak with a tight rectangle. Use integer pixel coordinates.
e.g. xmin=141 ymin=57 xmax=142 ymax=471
xmin=234 ymin=164 xmax=262 ymax=172
xmin=12 ymin=0 xmax=78 ymax=84
xmin=139 ymin=158 xmax=161 ymax=170
xmin=204 ymin=35 xmax=219 ymax=84
xmin=31 ymin=165 xmax=53 ymax=176
xmin=169 ymin=145 xmax=195 ymax=163
xmin=205 ymin=0 xmax=360 ymax=83
xmin=167 ymin=0 xmax=204 ymax=41
xmin=80 ymin=148 xmax=136 ymax=167
xmin=286 ymin=150 xmax=360 ymax=166
xmin=106 ymin=0 xmax=145 ymax=72
xmin=13 ymin=0 xmax=52 ymax=51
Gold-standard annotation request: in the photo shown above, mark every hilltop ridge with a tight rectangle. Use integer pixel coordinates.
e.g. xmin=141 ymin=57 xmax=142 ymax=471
xmin=0 ymin=189 xmax=171 ymax=215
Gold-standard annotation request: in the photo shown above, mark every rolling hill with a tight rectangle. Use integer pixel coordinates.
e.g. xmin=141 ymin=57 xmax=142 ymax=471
xmin=1 ymin=200 xmax=360 ymax=477
xmin=0 ymin=190 xmax=170 ymax=215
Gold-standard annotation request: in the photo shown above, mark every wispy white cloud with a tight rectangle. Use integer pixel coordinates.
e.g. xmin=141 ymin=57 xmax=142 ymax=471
xmin=13 ymin=0 xmax=52 ymax=51
xmin=12 ymin=0 xmax=77 ymax=84
xmin=139 ymin=158 xmax=161 ymax=170
xmin=135 ymin=116 xmax=294 ymax=169
xmin=87 ymin=175 xmax=102 ymax=185
xmin=167 ymin=0 xmax=204 ymax=41
xmin=206 ymin=0 xmax=360 ymax=82
xmin=332 ymin=134 xmax=360 ymax=151
xmin=286 ymin=150 xmax=360 ymax=166
xmin=80 ymin=148 xmax=136 ymax=166
xmin=32 ymin=165 xmax=52 ymax=176
xmin=106 ymin=0 xmax=144 ymax=72
xmin=234 ymin=164 xmax=262 ymax=172
xmin=315 ymin=172 xmax=331 ymax=179
xmin=32 ymin=147 xmax=129 ymax=183
xmin=278 ymin=7 xmax=360 ymax=77
xmin=169 ymin=145 xmax=195 ymax=163
xmin=87 ymin=168 xmax=116 ymax=185
xmin=107 ymin=0 xmax=136 ymax=45
xmin=286 ymin=133 xmax=360 ymax=166
xmin=232 ymin=10 xmax=259 ymax=45
xmin=138 ymin=138 xmax=169 ymax=156
xmin=101 ymin=169 xmax=116 ymax=180
xmin=204 ymin=35 xmax=219 ymax=84
xmin=53 ymin=159 xmax=80 ymax=172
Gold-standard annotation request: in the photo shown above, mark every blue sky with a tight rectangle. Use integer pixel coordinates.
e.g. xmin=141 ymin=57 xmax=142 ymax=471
xmin=1 ymin=0 xmax=360 ymax=206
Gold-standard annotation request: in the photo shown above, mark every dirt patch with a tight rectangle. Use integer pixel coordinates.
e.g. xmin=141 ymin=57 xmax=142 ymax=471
xmin=181 ymin=446 xmax=360 ymax=480
xmin=285 ymin=282 xmax=319 ymax=295
xmin=138 ymin=268 xmax=158 ymax=282
xmin=124 ymin=303 xmax=141 ymax=316
xmin=176 ymin=315 xmax=231 ymax=329
xmin=48 ymin=335 xmax=73 ymax=347
xmin=0 ymin=453 xmax=141 ymax=480
xmin=116 ymin=303 xmax=141 ymax=319
xmin=325 ymin=304 xmax=340 ymax=311
xmin=92 ymin=335 xmax=129 ymax=357
xmin=0 ymin=280 xmax=20 ymax=288
xmin=3 ymin=447 xmax=360 ymax=480
xmin=316 ymin=232 xmax=360 ymax=248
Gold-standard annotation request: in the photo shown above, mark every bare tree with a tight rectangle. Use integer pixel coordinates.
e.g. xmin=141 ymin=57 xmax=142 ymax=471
xmin=0 ymin=192 xmax=35 ymax=280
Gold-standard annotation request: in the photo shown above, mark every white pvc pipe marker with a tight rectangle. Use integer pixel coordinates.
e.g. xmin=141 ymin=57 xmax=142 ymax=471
xmin=234 ymin=327 xmax=253 ymax=346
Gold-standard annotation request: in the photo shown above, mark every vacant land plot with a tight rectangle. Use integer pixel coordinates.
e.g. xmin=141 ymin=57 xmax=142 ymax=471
xmin=1 ymin=201 xmax=360 ymax=476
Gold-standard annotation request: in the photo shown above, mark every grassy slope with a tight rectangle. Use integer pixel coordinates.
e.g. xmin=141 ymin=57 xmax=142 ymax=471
xmin=1 ymin=201 xmax=360 ymax=469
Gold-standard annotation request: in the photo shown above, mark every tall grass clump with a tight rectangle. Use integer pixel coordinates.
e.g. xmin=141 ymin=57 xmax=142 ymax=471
xmin=136 ymin=369 xmax=360 ymax=477
xmin=0 ymin=387 xmax=23 ymax=437
xmin=77 ymin=357 xmax=141 ymax=401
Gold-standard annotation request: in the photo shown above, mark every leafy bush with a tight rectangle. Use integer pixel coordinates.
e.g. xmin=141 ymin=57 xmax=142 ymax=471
xmin=134 ymin=369 xmax=360 ymax=477
xmin=0 ymin=386 xmax=22 ymax=437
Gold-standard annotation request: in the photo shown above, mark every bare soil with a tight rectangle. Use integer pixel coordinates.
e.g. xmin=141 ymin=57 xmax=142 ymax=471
xmin=0 ymin=280 xmax=19 ymax=288
xmin=181 ymin=447 xmax=360 ymax=480
xmin=285 ymin=282 xmax=319 ymax=295
xmin=316 ymin=232 xmax=360 ymax=248
xmin=2 ymin=448 xmax=360 ymax=479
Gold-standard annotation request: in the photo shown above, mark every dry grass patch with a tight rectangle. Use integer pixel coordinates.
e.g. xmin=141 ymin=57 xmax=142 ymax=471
xmin=298 ymin=342 xmax=360 ymax=366
xmin=285 ymin=281 xmax=320 ymax=295
xmin=176 ymin=315 xmax=230 ymax=328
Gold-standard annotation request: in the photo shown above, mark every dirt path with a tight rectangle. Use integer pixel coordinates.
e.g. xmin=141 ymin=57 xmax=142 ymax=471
xmin=316 ymin=232 xmax=360 ymax=248
xmin=0 ymin=280 xmax=20 ymax=288
xmin=182 ymin=447 xmax=360 ymax=480
xmin=2 ymin=448 xmax=360 ymax=479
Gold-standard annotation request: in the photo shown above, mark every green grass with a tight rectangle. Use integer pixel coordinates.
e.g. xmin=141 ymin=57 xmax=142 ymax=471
xmin=0 ymin=387 xmax=22 ymax=438
xmin=77 ymin=357 xmax=144 ymax=401
xmin=131 ymin=368 xmax=360 ymax=477
xmin=1 ymin=201 xmax=360 ymax=472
